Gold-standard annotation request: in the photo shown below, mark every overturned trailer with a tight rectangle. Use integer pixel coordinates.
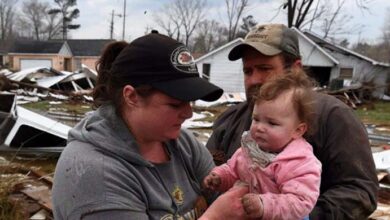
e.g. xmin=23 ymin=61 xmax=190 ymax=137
xmin=0 ymin=93 xmax=71 ymax=153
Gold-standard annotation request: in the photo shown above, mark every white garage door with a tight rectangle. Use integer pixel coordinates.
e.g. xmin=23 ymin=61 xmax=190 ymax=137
xmin=20 ymin=59 xmax=52 ymax=70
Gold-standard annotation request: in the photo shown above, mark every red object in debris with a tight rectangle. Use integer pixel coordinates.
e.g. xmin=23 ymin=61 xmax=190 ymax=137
xmin=382 ymin=145 xmax=390 ymax=150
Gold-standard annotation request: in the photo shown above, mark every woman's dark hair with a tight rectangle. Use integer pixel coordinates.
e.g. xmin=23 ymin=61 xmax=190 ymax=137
xmin=93 ymin=41 xmax=155 ymax=110
xmin=93 ymin=41 xmax=128 ymax=109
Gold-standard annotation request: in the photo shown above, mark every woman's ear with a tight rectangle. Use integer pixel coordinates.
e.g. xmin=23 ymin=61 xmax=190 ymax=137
xmin=123 ymin=85 xmax=138 ymax=107
xmin=292 ymin=122 xmax=307 ymax=139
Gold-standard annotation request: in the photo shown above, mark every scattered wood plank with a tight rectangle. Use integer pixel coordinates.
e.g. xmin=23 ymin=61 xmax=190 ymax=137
xmin=21 ymin=185 xmax=52 ymax=212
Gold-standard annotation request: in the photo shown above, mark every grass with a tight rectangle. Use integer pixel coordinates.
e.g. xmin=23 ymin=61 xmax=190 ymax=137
xmin=21 ymin=100 xmax=93 ymax=115
xmin=21 ymin=100 xmax=93 ymax=126
xmin=355 ymin=101 xmax=390 ymax=126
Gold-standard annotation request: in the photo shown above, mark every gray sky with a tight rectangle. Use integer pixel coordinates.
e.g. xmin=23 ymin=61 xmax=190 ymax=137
xmin=64 ymin=0 xmax=390 ymax=44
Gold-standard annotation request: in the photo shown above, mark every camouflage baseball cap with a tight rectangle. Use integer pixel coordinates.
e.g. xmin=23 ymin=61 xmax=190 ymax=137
xmin=228 ymin=24 xmax=300 ymax=60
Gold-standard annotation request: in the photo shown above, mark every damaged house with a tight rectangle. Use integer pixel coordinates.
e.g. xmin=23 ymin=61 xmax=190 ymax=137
xmin=195 ymin=28 xmax=390 ymax=99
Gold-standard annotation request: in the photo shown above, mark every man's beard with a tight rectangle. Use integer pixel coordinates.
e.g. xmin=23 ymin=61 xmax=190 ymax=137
xmin=245 ymin=84 xmax=262 ymax=106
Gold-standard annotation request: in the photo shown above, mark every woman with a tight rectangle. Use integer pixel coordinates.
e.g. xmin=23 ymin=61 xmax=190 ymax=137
xmin=52 ymin=31 xmax=248 ymax=219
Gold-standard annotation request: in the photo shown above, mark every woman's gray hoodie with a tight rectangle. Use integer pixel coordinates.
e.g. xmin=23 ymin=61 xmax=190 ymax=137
xmin=52 ymin=104 xmax=215 ymax=220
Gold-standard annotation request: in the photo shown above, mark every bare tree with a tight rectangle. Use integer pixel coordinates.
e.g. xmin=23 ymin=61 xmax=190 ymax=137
xmin=20 ymin=0 xmax=49 ymax=40
xmin=153 ymin=10 xmax=183 ymax=40
xmin=193 ymin=19 xmax=227 ymax=53
xmin=48 ymin=0 xmax=80 ymax=40
xmin=283 ymin=0 xmax=314 ymax=29
xmin=225 ymin=0 xmax=249 ymax=41
xmin=17 ymin=0 xmax=62 ymax=40
xmin=281 ymin=0 xmax=368 ymax=42
xmin=378 ymin=8 xmax=390 ymax=62
xmin=45 ymin=12 xmax=62 ymax=39
xmin=283 ymin=0 xmax=370 ymax=29
xmin=15 ymin=18 xmax=31 ymax=38
xmin=155 ymin=0 xmax=206 ymax=46
xmin=0 ymin=0 xmax=18 ymax=40
xmin=349 ymin=8 xmax=390 ymax=63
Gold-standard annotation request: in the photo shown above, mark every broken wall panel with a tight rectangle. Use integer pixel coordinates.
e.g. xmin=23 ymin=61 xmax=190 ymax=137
xmin=0 ymin=93 xmax=17 ymax=145
xmin=2 ymin=106 xmax=71 ymax=151
xmin=10 ymin=124 xmax=67 ymax=148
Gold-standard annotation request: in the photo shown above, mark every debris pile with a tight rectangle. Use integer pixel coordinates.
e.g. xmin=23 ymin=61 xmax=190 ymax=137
xmin=0 ymin=156 xmax=54 ymax=219
xmin=0 ymin=65 xmax=97 ymax=105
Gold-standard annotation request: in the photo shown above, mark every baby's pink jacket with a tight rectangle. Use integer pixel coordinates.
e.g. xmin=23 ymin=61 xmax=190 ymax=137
xmin=212 ymin=137 xmax=321 ymax=220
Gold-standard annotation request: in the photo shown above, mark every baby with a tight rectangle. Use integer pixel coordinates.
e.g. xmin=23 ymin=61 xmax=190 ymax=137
xmin=204 ymin=70 xmax=322 ymax=219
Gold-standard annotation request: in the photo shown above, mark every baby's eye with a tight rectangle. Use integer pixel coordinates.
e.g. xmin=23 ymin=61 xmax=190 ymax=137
xmin=268 ymin=121 xmax=279 ymax=126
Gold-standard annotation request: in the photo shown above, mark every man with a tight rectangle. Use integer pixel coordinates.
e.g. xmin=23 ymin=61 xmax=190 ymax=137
xmin=206 ymin=24 xmax=378 ymax=219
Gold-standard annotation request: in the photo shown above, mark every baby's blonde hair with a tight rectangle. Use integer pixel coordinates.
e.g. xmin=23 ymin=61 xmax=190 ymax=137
xmin=253 ymin=69 xmax=316 ymax=135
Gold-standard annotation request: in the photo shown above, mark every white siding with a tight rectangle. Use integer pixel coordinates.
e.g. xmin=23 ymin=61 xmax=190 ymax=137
xmin=196 ymin=41 xmax=245 ymax=93
xmin=298 ymin=35 xmax=335 ymax=67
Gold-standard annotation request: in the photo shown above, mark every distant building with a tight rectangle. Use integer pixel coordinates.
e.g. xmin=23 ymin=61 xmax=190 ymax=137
xmin=6 ymin=39 xmax=113 ymax=72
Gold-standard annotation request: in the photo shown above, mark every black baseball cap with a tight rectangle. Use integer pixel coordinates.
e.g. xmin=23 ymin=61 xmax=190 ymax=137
xmin=110 ymin=31 xmax=223 ymax=102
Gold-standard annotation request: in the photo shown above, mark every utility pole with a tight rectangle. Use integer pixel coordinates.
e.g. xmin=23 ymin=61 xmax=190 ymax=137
xmin=110 ymin=10 xmax=122 ymax=39
xmin=122 ymin=0 xmax=126 ymax=40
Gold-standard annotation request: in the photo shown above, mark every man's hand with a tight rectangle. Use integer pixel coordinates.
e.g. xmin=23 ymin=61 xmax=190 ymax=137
xmin=242 ymin=193 xmax=264 ymax=219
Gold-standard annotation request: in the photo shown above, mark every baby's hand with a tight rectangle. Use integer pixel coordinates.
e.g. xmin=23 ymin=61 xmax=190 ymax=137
xmin=241 ymin=193 xmax=264 ymax=219
xmin=203 ymin=172 xmax=221 ymax=191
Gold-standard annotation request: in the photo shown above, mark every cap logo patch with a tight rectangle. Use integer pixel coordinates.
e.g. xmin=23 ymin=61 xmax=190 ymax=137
xmin=247 ymin=34 xmax=268 ymax=40
xmin=171 ymin=46 xmax=198 ymax=73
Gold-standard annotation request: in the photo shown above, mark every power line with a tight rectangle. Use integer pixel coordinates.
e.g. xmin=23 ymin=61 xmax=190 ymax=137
xmin=122 ymin=0 xmax=126 ymax=40
xmin=110 ymin=10 xmax=122 ymax=39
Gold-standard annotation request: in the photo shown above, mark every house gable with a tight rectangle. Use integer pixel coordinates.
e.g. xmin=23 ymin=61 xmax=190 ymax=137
xmin=59 ymin=41 xmax=73 ymax=57
xmin=292 ymin=27 xmax=338 ymax=67
xmin=195 ymin=38 xmax=245 ymax=93
xmin=304 ymin=31 xmax=389 ymax=67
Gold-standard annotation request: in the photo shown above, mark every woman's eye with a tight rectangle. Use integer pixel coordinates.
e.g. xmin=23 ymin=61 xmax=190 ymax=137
xmin=168 ymin=103 xmax=181 ymax=108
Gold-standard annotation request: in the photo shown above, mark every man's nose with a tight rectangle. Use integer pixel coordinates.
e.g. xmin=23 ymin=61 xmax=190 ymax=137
xmin=247 ymin=72 xmax=267 ymax=85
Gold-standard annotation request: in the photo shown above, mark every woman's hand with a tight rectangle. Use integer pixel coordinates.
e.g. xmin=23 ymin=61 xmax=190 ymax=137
xmin=199 ymin=186 xmax=249 ymax=220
